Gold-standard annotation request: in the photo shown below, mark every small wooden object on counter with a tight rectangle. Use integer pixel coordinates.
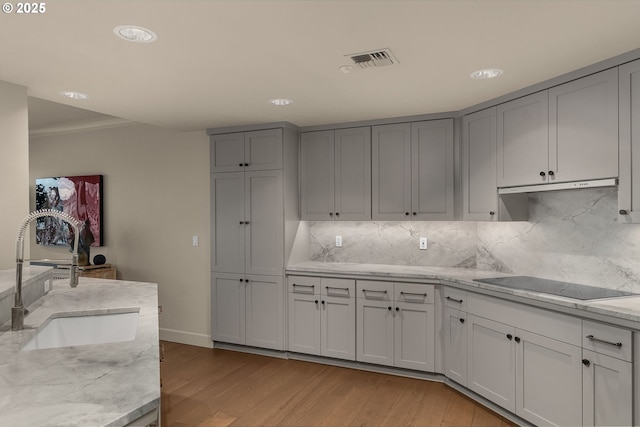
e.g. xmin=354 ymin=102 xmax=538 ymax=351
xmin=78 ymin=264 xmax=117 ymax=280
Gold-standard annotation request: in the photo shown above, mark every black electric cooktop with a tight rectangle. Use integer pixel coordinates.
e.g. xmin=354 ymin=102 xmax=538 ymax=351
xmin=473 ymin=276 xmax=638 ymax=300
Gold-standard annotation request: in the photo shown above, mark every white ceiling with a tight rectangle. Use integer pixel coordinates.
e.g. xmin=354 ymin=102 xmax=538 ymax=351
xmin=5 ymin=0 xmax=640 ymax=133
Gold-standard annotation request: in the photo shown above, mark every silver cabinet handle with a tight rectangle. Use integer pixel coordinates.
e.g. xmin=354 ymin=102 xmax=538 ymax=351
xmin=362 ymin=289 xmax=387 ymax=294
xmin=586 ymin=335 xmax=622 ymax=348
xmin=292 ymin=283 xmax=314 ymax=288
xmin=445 ymin=296 xmax=463 ymax=303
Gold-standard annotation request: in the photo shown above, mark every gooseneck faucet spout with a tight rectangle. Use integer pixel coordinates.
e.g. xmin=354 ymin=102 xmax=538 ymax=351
xmin=12 ymin=209 xmax=81 ymax=331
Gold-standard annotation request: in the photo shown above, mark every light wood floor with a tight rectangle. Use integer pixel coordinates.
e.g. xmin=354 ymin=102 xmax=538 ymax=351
xmin=160 ymin=341 xmax=515 ymax=427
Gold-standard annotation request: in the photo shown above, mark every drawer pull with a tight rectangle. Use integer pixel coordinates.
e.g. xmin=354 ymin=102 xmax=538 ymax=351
xmin=445 ymin=296 xmax=463 ymax=303
xmin=586 ymin=335 xmax=622 ymax=348
xmin=400 ymin=291 xmax=427 ymax=297
xmin=292 ymin=283 xmax=314 ymax=289
xmin=326 ymin=286 xmax=349 ymax=291
xmin=362 ymin=289 xmax=387 ymax=295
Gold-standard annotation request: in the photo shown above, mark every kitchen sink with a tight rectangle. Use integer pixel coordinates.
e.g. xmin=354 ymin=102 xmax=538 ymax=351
xmin=22 ymin=311 xmax=139 ymax=351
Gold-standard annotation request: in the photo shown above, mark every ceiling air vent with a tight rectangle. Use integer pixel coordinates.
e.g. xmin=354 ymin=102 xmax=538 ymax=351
xmin=345 ymin=48 xmax=398 ymax=69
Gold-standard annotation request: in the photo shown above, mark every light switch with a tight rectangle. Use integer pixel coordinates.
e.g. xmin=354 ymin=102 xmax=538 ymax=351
xmin=192 ymin=235 xmax=199 ymax=247
xmin=419 ymin=237 xmax=428 ymax=250
xmin=336 ymin=236 xmax=343 ymax=247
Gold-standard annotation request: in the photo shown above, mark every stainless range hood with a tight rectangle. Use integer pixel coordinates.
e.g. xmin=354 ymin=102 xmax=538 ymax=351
xmin=498 ymin=178 xmax=617 ymax=195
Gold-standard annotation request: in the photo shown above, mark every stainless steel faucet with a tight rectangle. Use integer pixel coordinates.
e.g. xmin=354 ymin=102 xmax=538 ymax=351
xmin=12 ymin=209 xmax=81 ymax=331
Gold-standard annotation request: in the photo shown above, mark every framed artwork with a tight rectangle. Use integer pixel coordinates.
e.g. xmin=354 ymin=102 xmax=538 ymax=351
xmin=35 ymin=175 xmax=103 ymax=246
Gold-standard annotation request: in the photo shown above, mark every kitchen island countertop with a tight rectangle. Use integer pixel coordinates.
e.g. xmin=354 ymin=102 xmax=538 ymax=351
xmin=287 ymin=261 xmax=640 ymax=329
xmin=0 ymin=274 xmax=160 ymax=427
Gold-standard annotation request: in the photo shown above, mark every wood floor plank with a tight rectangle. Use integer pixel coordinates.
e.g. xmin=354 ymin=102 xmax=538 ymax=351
xmin=160 ymin=342 xmax=517 ymax=427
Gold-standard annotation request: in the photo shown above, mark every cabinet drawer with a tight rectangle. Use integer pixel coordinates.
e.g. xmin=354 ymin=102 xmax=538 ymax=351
xmin=288 ymin=275 xmax=320 ymax=295
xmin=394 ymin=282 xmax=434 ymax=304
xmin=443 ymin=287 xmax=467 ymax=311
xmin=582 ymin=320 xmax=632 ymax=362
xmin=321 ymin=278 xmax=355 ymax=298
xmin=357 ymin=280 xmax=393 ymax=301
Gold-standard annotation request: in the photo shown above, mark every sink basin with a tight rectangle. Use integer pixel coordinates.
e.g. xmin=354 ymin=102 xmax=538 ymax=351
xmin=22 ymin=311 xmax=139 ymax=351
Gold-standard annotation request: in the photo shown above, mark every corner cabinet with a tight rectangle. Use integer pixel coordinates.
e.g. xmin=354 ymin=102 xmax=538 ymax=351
xmin=210 ymin=123 xmax=299 ymax=351
xmin=497 ymin=68 xmax=618 ymax=188
xmin=372 ymin=119 xmax=454 ymax=221
xmin=300 ymin=127 xmax=371 ymax=221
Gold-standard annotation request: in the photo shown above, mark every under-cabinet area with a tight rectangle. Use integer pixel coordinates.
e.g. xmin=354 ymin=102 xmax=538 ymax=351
xmin=211 ymin=264 xmax=640 ymax=427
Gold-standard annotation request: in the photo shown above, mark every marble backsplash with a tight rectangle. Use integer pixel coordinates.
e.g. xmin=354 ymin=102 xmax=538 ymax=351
xmin=308 ymin=187 xmax=640 ymax=293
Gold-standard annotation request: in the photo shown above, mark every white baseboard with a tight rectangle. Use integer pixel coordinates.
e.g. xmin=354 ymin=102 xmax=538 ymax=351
xmin=159 ymin=328 xmax=213 ymax=348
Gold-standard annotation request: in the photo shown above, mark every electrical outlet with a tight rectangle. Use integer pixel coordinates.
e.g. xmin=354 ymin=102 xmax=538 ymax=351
xmin=336 ymin=236 xmax=343 ymax=247
xmin=419 ymin=237 xmax=428 ymax=250
xmin=192 ymin=235 xmax=199 ymax=247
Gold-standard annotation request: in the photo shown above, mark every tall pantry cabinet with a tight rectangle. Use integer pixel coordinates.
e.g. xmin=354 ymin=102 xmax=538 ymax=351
xmin=209 ymin=123 xmax=299 ymax=351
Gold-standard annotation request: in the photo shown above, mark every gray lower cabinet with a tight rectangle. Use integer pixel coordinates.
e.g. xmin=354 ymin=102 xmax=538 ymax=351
xmin=212 ymin=272 xmax=284 ymax=350
xmin=372 ymin=119 xmax=454 ymax=221
xmin=287 ymin=276 xmax=356 ymax=360
xmin=619 ymin=59 xmax=640 ymax=223
xmin=497 ymin=68 xmax=618 ymax=188
xmin=300 ymin=127 xmax=371 ymax=221
xmin=356 ymin=280 xmax=435 ymax=371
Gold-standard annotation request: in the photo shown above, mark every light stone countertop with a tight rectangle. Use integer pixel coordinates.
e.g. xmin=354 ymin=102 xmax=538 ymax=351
xmin=0 ymin=275 xmax=160 ymax=427
xmin=287 ymin=262 xmax=640 ymax=330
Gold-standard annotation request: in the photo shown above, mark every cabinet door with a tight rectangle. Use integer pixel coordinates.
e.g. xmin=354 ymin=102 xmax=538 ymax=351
xmin=462 ymin=108 xmax=498 ymax=221
xmin=245 ymin=275 xmax=284 ymax=350
xmin=411 ymin=120 xmax=454 ymax=220
xmin=372 ymin=123 xmax=412 ymax=220
xmin=497 ymin=91 xmax=549 ymax=187
xmin=467 ymin=314 xmax=516 ymax=412
xmin=394 ymin=301 xmax=435 ymax=371
xmin=444 ymin=307 xmax=467 ymax=386
xmin=582 ymin=349 xmax=633 ymax=427
xmin=356 ymin=296 xmax=394 ymax=366
xmin=210 ymin=133 xmax=245 ymax=173
xmin=288 ymin=292 xmax=320 ymax=355
xmin=549 ymin=68 xmax=618 ymax=183
xmin=618 ymin=59 xmax=640 ymax=223
xmin=321 ymin=295 xmax=356 ymax=360
xmin=515 ymin=330 xmax=582 ymax=427
xmin=300 ymin=131 xmax=335 ymax=220
xmin=334 ymin=127 xmax=371 ymax=221
xmin=211 ymin=272 xmax=245 ymax=345
xmin=244 ymin=129 xmax=283 ymax=171
xmin=211 ymin=172 xmax=245 ymax=273
xmin=244 ymin=170 xmax=284 ymax=276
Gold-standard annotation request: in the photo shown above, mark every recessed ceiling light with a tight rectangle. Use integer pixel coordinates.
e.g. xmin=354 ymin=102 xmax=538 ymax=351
xmin=60 ymin=91 xmax=89 ymax=100
xmin=339 ymin=65 xmax=354 ymax=74
xmin=269 ymin=98 xmax=294 ymax=106
xmin=470 ymin=69 xmax=503 ymax=80
xmin=114 ymin=25 xmax=157 ymax=43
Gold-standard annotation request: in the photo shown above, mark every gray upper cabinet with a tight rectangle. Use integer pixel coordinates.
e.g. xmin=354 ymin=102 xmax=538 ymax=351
xmin=462 ymin=108 xmax=499 ymax=221
xmin=549 ymin=68 xmax=618 ymax=183
xmin=211 ymin=128 xmax=283 ymax=172
xmin=497 ymin=91 xmax=549 ymax=187
xmin=618 ymin=59 xmax=640 ymax=223
xmin=300 ymin=127 xmax=371 ymax=221
xmin=498 ymin=69 xmax=618 ymax=187
xmin=372 ymin=119 xmax=454 ymax=220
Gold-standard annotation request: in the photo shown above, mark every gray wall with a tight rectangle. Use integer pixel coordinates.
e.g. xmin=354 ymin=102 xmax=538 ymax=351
xmin=29 ymin=123 xmax=212 ymax=347
xmin=0 ymin=81 xmax=29 ymax=269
